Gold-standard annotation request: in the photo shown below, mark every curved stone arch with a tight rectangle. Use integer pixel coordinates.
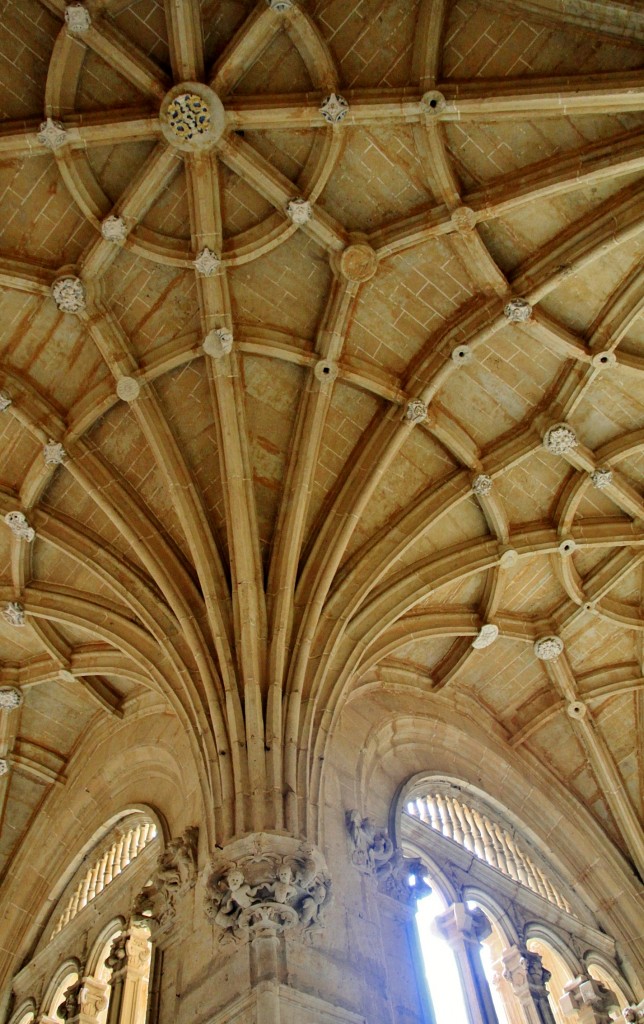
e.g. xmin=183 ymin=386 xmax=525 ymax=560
xmin=85 ymin=917 xmax=128 ymax=981
xmin=460 ymin=886 xmax=521 ymax=948
xmin=7 ymin=997 xmax=36 ymax=1024
xmin=40 ymin=958 xmax=81 ymax=1018
xmin=584 ymin=953 xmax=635 ymax=1009
xmin=398 ymin=838 xmax=459 ymax=908
xmin=523 ymin=923 xmax=581 ymax=977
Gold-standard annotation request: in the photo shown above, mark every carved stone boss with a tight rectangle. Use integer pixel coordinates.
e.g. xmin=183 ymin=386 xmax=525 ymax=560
xmin=204 ymin=833 xmax=332 ymax=941
xmin=346 ymin=810 xmax=431 ymax=904
xmin=132 ymin=826 xmax=198 ymax=932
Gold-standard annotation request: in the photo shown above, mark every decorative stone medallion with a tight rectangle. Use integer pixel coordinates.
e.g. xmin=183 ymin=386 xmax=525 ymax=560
xmin=0 ymin=759 xmax=9 ymax=776
xmin=193 ymin=247 xmax=221 ymax=276
xmin=534 ymin=635 xmax=564 ymax=661
xmin=3 ymin=602 xmax=25 ymax=627
xmin=558 ymin=538 xmax=576 ymax=555
xmin=44 ymin=440 xmax=67 ymax=465
xmin=37 ymin=118 xmax=67 ymax=150
xmin=314 ymin=360 xmax=338 ymax=383
xmin=286 ymin=198 xmax=312 ymax=225
xmin=0 ymin=391 xmax=11 ymax=413
xmin=591 ymin=467 xmax=612 ymax=489
xmin=4 ymin=511 xmax=35 ymax=543
xmin=116 ymin=377 xmax=141 ymax=402
xmin=0 ymin=687 xmax=23 ymax=710
xmin=160 ymin=83 xmax=225 ymax=151
xmin=472 ymin=474 xmax=492 ymax=497
xmin=52 ymin=276 xmax=86 ymax=314
xmin=591 ymin=350 xmax=616 ymax=369
xmin=499 ymin=548 xmax=518 ymax=568
xmin=64 ymin=3 xmax=91 ymax=34
xmin=338 ymin=243 xmax=378 ymax=282
xmin=450 ymin=206 xmax=477 ymax=233
xmin=204 ymin=834 xmax=332 ymax=941
xmin=503 ymin=297 xmax=532 ymax=323
xmin=101 ymin=216 xmax=127 ymax=243
xmin=472 ymin=623 xmax=499 ymax=649
xmin=566 ymin=700 xmax=587 ymax=720
xmin=320 ymin=93 xmax=349 ymax=124
xmin=405 ymin=399 xmax=427 ymax=424
xmin=203 ymin=329 xmax=233 ymax=358
xmin=542 ymin=423 xmax=577 ymax=455
xmin=422 ymin=91 xmax=446 ymax=114
xmin=452 ymin=344 xmax=472 ymax=364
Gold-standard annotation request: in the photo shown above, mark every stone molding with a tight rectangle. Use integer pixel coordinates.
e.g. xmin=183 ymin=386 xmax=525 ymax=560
xmin=133 ymin=826 xmax=198 ymax=931
xmin=346 ymin=810 xmax=431 ymax=904
xmin=204 ymin=833 xmax=332 ymax=940
xmin=4 ymin=511 xmax=35 ymax=542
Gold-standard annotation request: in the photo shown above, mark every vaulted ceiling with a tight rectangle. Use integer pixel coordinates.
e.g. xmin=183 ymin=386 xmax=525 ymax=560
xmin=0 ymin=0 xmax=643 ymax=887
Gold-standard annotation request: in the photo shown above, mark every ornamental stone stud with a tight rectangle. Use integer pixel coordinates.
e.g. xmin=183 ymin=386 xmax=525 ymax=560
xmin=320 ymin=93 xmax=349 ymax=124
xmin=472 ymin=623 xmax=499 ymax=649
xmin=0 ymin=759 xmax=9 ymax=776
xmin=422 ymin=91 xmax=446 ymax=114
xmin=101 ymin=216 xmax=127 ymax=243
xmin=450 ymin=206 xmax=477 ymax=233
xmin=559 ymin=537 xmax=576 ymax=555
xmin=500 ymin=548 xmax=518 ymax=568
xmin=44 ymin=440 xmax=67 ymax=465
xmin=503 ymin=297 xmax=532 ymax=323
xmin=338 ymin=243 xmax=378 ymax=282
xmin=543 ymin=422 xmax=578 ymax=455
xmin=472 ymin=474 xmax=492 ymax=497
xmin=591 ymin=467 xmax=612 ymax=490
xmin=566 ymin=700 xmax=587 ymax=720
xmin=534 ymin=635 xmax=564 ymax=661
xmin=37 ymin=118 xmax=67 ymax=150
xmin=193 ymin=247 xmax=221 ymax=276
xmin=314 ymin=360 xmax=338 ymax=383
xmin=52 ymin=276 xmax=86 ymax=314
xmin=405 ymin=399 xmax=428 ymax=424
xmin=0 ymin=688 xmax=23 ymax=710
xmin=64 ymin=3 xmax=91 ymax=34
xmin=286 ymin=198 xmax=312 ymax=225
xmin=167 ymin=92 xmax=212 ymax=141
xmin=267 ymin=0 xmax=293 ymax=8
xmin=0 ymin=391 xmax=11 ymax=413
xmin=116 ymin=377 xmax=141 ymax=402
xmin=203 ymin=328 xmax=233 ymax=358
xmin=3 ymin=602 xmax=26 ymax=627
xmin=452 ymin=344 xmax=472 ymax=364
xmin=591 ymin=350 xmax=616 ymax=369
xmin=4 ymin=511 xmax=35 ymax=543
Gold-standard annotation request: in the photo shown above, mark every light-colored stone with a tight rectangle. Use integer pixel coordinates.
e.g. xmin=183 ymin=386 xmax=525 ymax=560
xmin=422 ymin=90 xmax=446 ymax=114
xmin=543 ymin=423 xmax=577 ymax=455
xmin=346 ymin=811 xmax=430 ymax=903
xmin=558 ymin=537 xmax=576 ymax=554
xmin=266 ymin=0 xmax=293 ymax=8
xmin=338 ymin=243 xmax=378 ymax=282
xmin=64 ymin=3 xmax=91 ymax=34
xmin=0 ymin=687 xmax=23 ymax=710
xmin=566 ymin=700 xmax=587 ymax=719
xmin=52 ymin=276 xmax=86 ymax=314
xmin=203 ymin=329 xmax=233 ymax=358
xmin=0 ymin=391 xmax=11 ymax=413
xmin=451 ymin=206 xmax=477 ymax=232
xmin=3 ymin=602 xmax=25 ymax=627
xmin=452 ymin=344 xmax=472 ymax=364
xmin=534 ymin=635 xmax=564 ymax=661
xmin=405 ymin=399 xmax=427 ymax=424
xmin=43 ymin=440 xmax=67 ymax=466
xmin=193 ymin=247 xmax=221 ymax=276
xmin=286 ymin=198 xmax=312 ymax=225
xmin=37 ymin=118 xmax=67 ymax=150
xmin=504 ymin=297 xmax=532 ymax=322
xmin=500 ymin=549 xmax=519 ymax=568
xmin=133 ymin=826 xmax=198 ymax=930
xmin=167 ymin=92 xmax=211 ymax=141
xmin=4 ymin=511 xmax=35 ymax=543
xmin=101 ymin=216 xmax=128 ymax=243
xmin=320 ymin=93 xmax=349 ymax=124
xmin=472 ymin=474 xmax=492 ymax=497
xmin=591 ymin=350 xmax=616 ymax=369
xmin=0 ymin=759 xmax=9 ymax=776
xmin=472 ymin=623 xmax=499 ymax=649
xmin=591 ymin=467 xmax=612 ymax=489
xmin=116 ymin=377 xmax=141 ymax=402
xmin=314 ymin=360 xmax=338 ymax=383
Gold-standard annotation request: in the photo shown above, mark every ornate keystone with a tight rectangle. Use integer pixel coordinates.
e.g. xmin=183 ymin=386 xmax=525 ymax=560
xmin=133 ymin=826 xmax=198 ymax=930
xmin=44 ymin=440 xmax=67 ymax=466
xmin=472 ymin=474 xmax=492 ymax=497
xmin=338 ymin=242 xmax=378 ymax=282
xmin=203 ymin=328 xmax=233 ymax=358
xmin=38 ymin=118 xmax=67 ymax=150
xmin=472 ymin=623 xmax=499 ymax=649
xmin=320 ymin=93 xmax=349 ymax=124
xmin=405 ymin=399 xmax=428 ymax=424
xmin=422 ymin=90 xmax=446 ymax=114
xmin=4 ymin=511 xmax=35 ymax=543
xmin=160 ymin=83 xmax=225 ymax=151
xmin=286 ymin=198 xmax=312 ymax=225
xmin=52 ymin=276 xmax=86 ymax=314
xmin=0 ymin=687 xmax=23 ymax=710
xmin=346 ymin=811 xmax=430 ymax=904
xmin=64 ymin=3 xmax=91 ymax=34
xmin=452 ymin=344 xmax=472 ymax=364
xmin=504 ymin=297 xmax=532 ymax=323
xmin=193 ymin=247 xmax=221 ymax=276
xmin=451 ymin=206 xmax=477 ymax=233
xmin=168 ymin=92 xmax=211 ymax=141
xmin=0 ymin=391 xmax=12 ymax=412
xmin=204 ymin=834 xmax=332 ymax=940
xmin=3 ymin=602 xmax=25 ymax=627
xmin=534 ymin=635 xmax=564 ymax=661
xmin=116 ymin=377 xmax=140 ymax=402
xmin=101 ymin=216 xmax=127 ymax=243
xmin=0 ymin=759 xmax=9 ymax=776
xmin=543 ymin=423 xmax=577 ymax=455
xmin=591 ymin=467 xmax=612 ymax=490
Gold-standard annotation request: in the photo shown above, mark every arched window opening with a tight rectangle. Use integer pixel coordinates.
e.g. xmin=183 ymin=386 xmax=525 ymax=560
xmin=408 ymin=792 xmax=572 ymax=914
xmin=47 ymin=970 xmax=79 ymax=1020
xmin=50 ymin=816 xmax=158 ymax=940
xmin=415 ymin=883 xmax=470 ymax=1024
xmin=471 ymin=904 xmax=520 ymax=1024
xmin=526 ymin=938 xmax=570 ymax=1024
xmin=587 ymin=963 xmax=631 ymax=1017
xmin=8 ymin=1002 xmax=35 ymax=1024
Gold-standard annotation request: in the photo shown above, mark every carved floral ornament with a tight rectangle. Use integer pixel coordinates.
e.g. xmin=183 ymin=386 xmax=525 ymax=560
xmin=286 ymin=198 xmax=312 ymax=225
xmin=52 ymin=276 xmax=86 ymax=314
xmin=542 ymin=422 xmax=578 ymax=455
xmin=591 ymin=467 xmax=613 ymax=489
xmin=4 ymin=511 xmax=35 ymax=542
xmin=0 ymin=687 xmax=24 ymax=710
xmin=203 ymin=328 xmax=233 ymax=358
xmin=64 ymin=3 xmax=92 ymax=34
xmin=37 ymin=118 xmax=67 ymax=150
xmin=133 ymin=826 xmax=199 ymax=931
xmin=405 ymin=399 xmax=428 ymax=424
xmin=193 ymin=247 xmax=221 ymax=276
xmin=3 ymin=602 xmax=25 ymax=627
xmin=101 ymin=216 xmax=128 ymax=243
xmin=472 ymin=473 xmax=492 ymax=497
xmin=346 ymin=811 xmax=431 ymax=904
xmin=534 ymin=635 xmax=564 ymax=661
xmin=44 ymin=440 xmax=67 ymax=465
xmin=503 ymin=297 xmax=533 ymax=323
xmin=204 ymin=835 xmax=332 ymax=941
xmin=320 ymin=93 xmax=349 ymax=124
xmin=167 ymin=92 xmax=212 ymax=141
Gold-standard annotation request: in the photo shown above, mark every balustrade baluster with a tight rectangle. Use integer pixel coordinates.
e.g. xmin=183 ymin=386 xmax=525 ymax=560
xmin=446 ymin=796 xmax=464 ymax=843
xmin=476 ymin=812 xmax=500 ymax=869
xmin=436 ymin=794 xmax=453 ymax=839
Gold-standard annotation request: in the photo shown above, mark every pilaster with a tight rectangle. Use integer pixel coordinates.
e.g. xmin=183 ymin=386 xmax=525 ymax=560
xmin=501 ymin=945 xmax=557 ymax=1024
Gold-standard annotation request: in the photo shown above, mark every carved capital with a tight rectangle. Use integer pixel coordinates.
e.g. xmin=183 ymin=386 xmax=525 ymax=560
xmin=346 ymin=810 xmax=430 ymax=904
xmin=133 ymin=826 xmax=198 ymax=932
